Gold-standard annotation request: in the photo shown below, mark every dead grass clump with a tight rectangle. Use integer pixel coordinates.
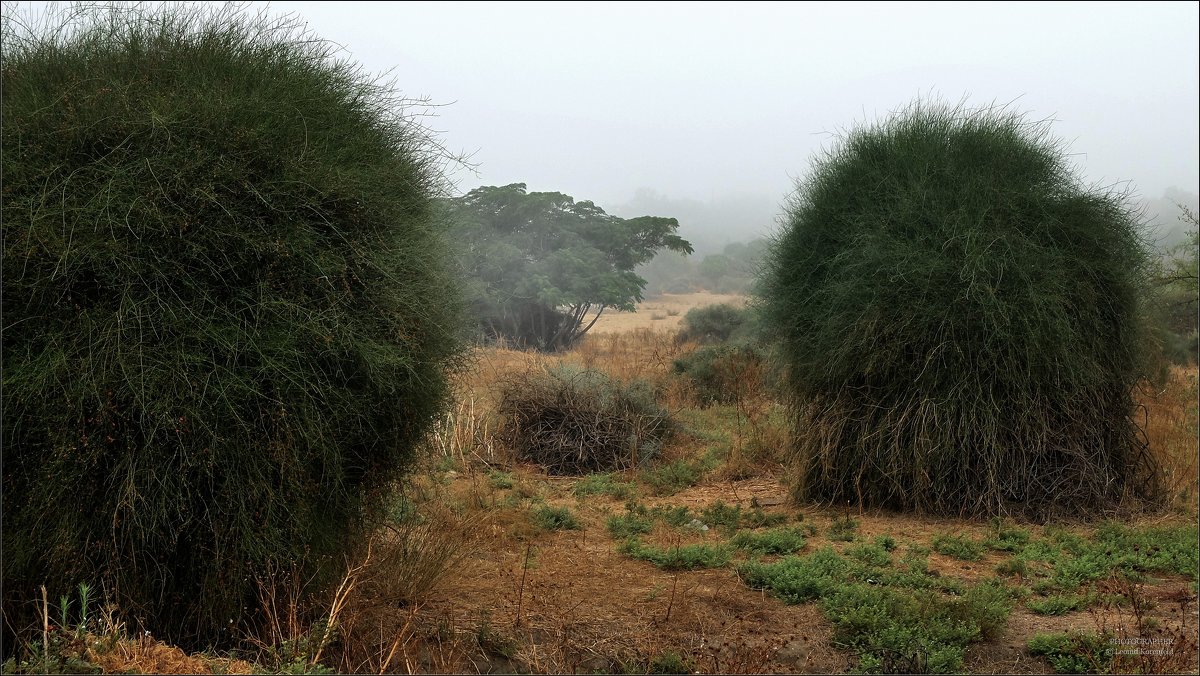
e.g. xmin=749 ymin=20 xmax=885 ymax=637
xmin=326 ymin=503 xmax=480 ymax=673
xmin=497 ymin=365 xmax=672 ymax=475
xmin=426 ymin=396 xmax=505 ymax=470
xmin=1139 ymin=366 xmax=1199 ymax=510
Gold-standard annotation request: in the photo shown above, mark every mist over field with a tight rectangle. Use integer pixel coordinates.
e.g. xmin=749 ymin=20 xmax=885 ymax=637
xmin=10 ymin=1 xmax=1196 ymax=249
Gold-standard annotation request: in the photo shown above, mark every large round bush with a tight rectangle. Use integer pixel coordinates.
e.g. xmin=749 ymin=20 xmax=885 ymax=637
xmin=760 ymin=101 xmax=1160 ymax=517
xmin=2 ymin=5 xmax=463 ymax=647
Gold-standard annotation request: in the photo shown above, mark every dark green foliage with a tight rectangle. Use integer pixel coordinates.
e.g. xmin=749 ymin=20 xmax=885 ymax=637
xmin=760 ymin=100 xmax=1160 ymax=517
xmin=675 ymin=304 xmax=752 ymax=344
xmin=932 ymin=534 xmax=985 ymax=561
xmin=1027 ymin=631 xmax=1113 ymax=674
xmin=498 ymin=365 xmax=671 ymax=475
xmin=619 ymin=538 xmax=732 ymax=570
xmin=672 ymin=344 xmax=767 ymax=405
xmin=1 ymin=5 xmax=464 ymax=649
xmin=737 ymin=547 xmax=849 ymax=604
xmin=741 ymin=506 xmax=790 ymax=529
xmin=446 ymin=184 xmax=692 ymax=351
xmin=672 ymin=304 xmax=775 ymax=405
xmin=988 ymin=523 xmax=1199 ymax=597
xmin=532 ymin=506 xmax=582 ymax=531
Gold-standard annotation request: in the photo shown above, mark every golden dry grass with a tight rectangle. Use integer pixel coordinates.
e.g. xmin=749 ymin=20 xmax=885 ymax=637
xmin=588 ymin=292 xmax=749 ymax=334
xmin=60 ymin=310 xmax=1200 ymax=674
xmin=1139 ymin=365 xmax=1200 ymax=510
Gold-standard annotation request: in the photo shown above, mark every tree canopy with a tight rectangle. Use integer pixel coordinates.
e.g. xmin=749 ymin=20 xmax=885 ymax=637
xmin=448 ymin=183 xmax=692 ymax=350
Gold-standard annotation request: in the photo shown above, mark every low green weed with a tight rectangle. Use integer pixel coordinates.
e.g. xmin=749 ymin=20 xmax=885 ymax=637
xmin=532 ymin=505 xmax=581 ymax=531
xmin=574 ymin=472 xmax=638 ymax=500
xmin=488 ymin=471 xmax=514 ymax=490
xmin=984 ymin=521 xmax=1031 ymax=552
xmin=827 ymin=516 xmax=859 ymax=542
xmin=620 ymin=538 xmax=732 ymax=570
xmin=932 ymin=533 xmax=985 ymax=561
xmin=607 ymin=511 xmax=655 ymax=539
xmin=739 ymin=547 xmax=1011 ymax=673
xmin=1027 ymin=631 xmax=1112 ymax=674
xmin=846 ymin=542 xmax=892 ymax=567
xmin=730 ymin=527 xmax=808 ymax=555
xmin=641 ymin=459 xmax=706 ymax=495
xmin=1026 ymin=594 xmax=1089 ymax=616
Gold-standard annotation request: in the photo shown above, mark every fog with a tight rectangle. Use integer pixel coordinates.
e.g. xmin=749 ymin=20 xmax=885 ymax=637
xmin=12 ymin=1 xmax=1199 ymax=246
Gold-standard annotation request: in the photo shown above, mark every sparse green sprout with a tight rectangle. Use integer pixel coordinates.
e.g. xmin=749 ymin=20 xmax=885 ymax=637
xmin=533 ymin=506 xmax=582 ymax=531
xmin=932 ymin=534 xmax=985 ymax=561
xmin=647 ymin=651 xmax=693 ymax=675
xmin=1027 ymin=631 xmax=1113 ymax=674
xmin=846 ymin=542 xmax=892 ymax=567
xmin=573 ymin=472 xmax=638 ymax=500
xmin=1027 ymin=594 xmax=1089 ymax=616
xmin=700 ymin=501 xmax=743 ymax=530
xmin=641 ymin=459 xmax=707 ymax=496
xmin=607 ymin=512 xmax=655 ymax=539
xmin=827 ymin=516 xmax=859 ymax=542
xmin=730 ymin=527 xmax=809 ymax=555
xmin=740 ymin=547 xmax=1013 ymax=673
xmin=995 ymin=558 xmax=1029 ymax=577
xmin=488 ymin=471 xmax=515 ymax=490
xmin=619 ymin=538 xmax=732 ymax=570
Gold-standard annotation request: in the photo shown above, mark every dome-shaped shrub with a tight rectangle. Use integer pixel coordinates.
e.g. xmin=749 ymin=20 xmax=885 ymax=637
xmin=760 ymin=101 xmax=1160 ymax=517
xmin=2 ymin=5 xmax=464 ymax=648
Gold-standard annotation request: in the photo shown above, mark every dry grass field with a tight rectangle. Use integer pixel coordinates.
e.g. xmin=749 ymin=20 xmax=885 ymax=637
xmin=588 ymin=292 xmax=750 ymax=334
xmin=45 ymin=295 xmax=1199 ymax=675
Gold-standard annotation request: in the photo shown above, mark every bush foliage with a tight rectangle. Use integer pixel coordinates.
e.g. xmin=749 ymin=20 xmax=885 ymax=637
xmin=496 ymin=365 xmax=671 ymax=475
xmin=672 ymin=343 xmax=767 ymax=405
xmin=1 ymin=5 xmax=463 ymax=649
xmin=760 ymin=100 xmax=1160 ymax=517
xmin=675 ymin=303 xmax=752 ymax=344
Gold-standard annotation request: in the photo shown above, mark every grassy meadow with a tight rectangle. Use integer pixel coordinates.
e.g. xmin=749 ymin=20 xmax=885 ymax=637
xmin=23 ymin=293 xmax=1197 ymax=675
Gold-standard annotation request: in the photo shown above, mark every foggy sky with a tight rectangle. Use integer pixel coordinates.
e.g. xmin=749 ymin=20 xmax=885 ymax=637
xmin=11 ymin=1 xmax=1200 ymax=240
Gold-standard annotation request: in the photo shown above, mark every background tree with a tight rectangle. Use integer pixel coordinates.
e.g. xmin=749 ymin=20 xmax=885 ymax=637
xmin=1 ymin=4 xmax=464 ymax=650
xmin=447 ymin=184 xmax=692 ymax=350
xmin=1152 ymin=204 xmax=1199 ymax=364
xmin=698 ymin=254 xmax=733 ymax=289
